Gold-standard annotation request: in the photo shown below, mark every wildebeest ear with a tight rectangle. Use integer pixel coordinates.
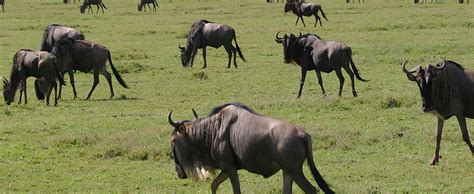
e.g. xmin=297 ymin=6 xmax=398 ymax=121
xmin=192 ymin=109 xmax=199 ymax=119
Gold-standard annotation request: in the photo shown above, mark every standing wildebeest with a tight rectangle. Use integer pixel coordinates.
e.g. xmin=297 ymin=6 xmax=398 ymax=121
xmin=48 ymin=38 xmax=128 ymax=100
xmin=275 ymin=32 xmax=367 ymax=98
xmin=3 ymin=49 xmax=65 ymax=106
xmin=402 ymin=59 xmax=474 ymax=165
xmin=178 ymin=19 xmax=246 ymax=69
xmin=80 ymin=0 xmax=107 ymax=13
xmin=40 ymin=24 xmax=85 ymax=52
xmin=346 ymin=0 xmax=364 ymax=3
xmin=0 ymin=0 xmax=4 ymax=12
xmin=138 ymin=0 xmax=158 ymax=12
xmin=168 ymin=102 xmax=335 ymax=194
xmin=284 ymin=1 xmax=327 ymax=27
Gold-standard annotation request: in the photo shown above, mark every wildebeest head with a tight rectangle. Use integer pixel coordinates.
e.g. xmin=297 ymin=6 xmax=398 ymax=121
xmin=80 ymin=4 xmax=87 ymax=13
xmin=178 ymin=44 xmax=193 ymax=67
xmin=167 ymin=110 xmax=200 ymax=179
xmin=284 ymin=2 xmax=296 ymax=13
xmin=275 ymin=32 xmax=298 ymax=64
xmin=2 ymin=77 xmax=13 ymax=105
xmin=137 ymin=3 xmax=142 ymax=11
xmin=402 ymin=60 xmax=445 ymax=112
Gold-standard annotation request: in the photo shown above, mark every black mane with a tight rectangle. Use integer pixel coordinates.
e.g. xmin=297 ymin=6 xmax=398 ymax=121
xmin=208 ymin=102 xmax=259 ymax=116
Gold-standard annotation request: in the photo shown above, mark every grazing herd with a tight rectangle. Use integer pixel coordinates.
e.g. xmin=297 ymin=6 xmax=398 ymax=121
xmin=1 ymin=0 xmax=472 ymax=193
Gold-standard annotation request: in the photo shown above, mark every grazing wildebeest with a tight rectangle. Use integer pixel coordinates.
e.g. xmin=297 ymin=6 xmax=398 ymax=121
xmin=3 ymin=49 xmax=65 ymax=106
xmin=48 ymin=38 xmax=128 ymax=100
xmin=178 ymin=19 xmax=246 ymax=69
xmin=284 ymin=1 xmax=327 ymax=27
xmin=275 ymin=32 xmax=367 ymax=98
xmin=402 ymin=59 xmax=474 ymax=165
xmin=80 ymin=0 xmax=107 ymax=14
xmin=40 ymin=24 xmax=85 ymax=52
xmin=138 ymin=0 xmax=158 ymax=12
xmin=0 ymin=0 xmax=4 ymax=12
xmin=168 ymin=102 xmax=335 ymax=194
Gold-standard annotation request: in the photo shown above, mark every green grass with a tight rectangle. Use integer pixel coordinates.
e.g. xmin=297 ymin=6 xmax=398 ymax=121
xmin=0 ymin=0 xmax=473 ymax=192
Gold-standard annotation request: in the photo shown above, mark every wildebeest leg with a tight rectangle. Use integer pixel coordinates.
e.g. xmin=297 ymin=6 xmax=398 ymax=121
xmin=68 ymin=71 xmax=78 ymax=99
xmin=314 ymin=15 xmax=320 ymax=27
xmin=300 ymin=16 xmax=307 ymax=27
xmin=431 ymin=118 xmax=444 ymax=165
xmin=335 ymin=68 xmax=345 ymax=96
xmin=289 ymin=169 xmax=317 ymax=193
xmin=101 ymin=67 xmax=114 ymax=98
xmin=224 ymin=45 xmax=233 ymax=68
xmin=282 ymin=171 xmax=294 ymax=194
xmin=96 ymin=4 xmax=100 ymax=13
xmin=88 ymin=5 xmax=93 ymax=13
xmin=297 ymin=69 xmax=307 ymax=98
xmin=202 ymin=47 xmax=207 ymax=69
xmin=147 ymin=3 xmax=152 ymax=11
xmin=18 ymin=89 xmax=23 ymax=104
xmin=225 ymin=168 xmax=241 ymax=194
xmin=342 ymin=65 xmax=357 ymax=97
xmin=86 ymin=71 xmax=100 ymax=100
xmin=315 ymin=71 xmax=326 ymax=96
xmin=52 ymin=81 xmax=58 ymax=106
xmin=191 ymin=49 xmax=198 ymax=67
xmin=22 ymin=78 xmax=28 ymax=104
xmin=211 ymin=171 xmax=229 ymax=194
xmin=295 ymin=17 xmax=300 ymax=26
xmin=456 ymin=115 xmax=474 ymax=155
xmin=232 ymin=46 xmax=237 ymax=68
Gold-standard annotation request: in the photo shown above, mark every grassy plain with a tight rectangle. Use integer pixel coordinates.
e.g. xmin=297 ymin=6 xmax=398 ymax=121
xmin=0 ymin=0 xmax=473 ymax=192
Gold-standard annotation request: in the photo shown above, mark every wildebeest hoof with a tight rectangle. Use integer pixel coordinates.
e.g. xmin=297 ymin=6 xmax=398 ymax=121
xmin=430 ymin=156 xmax=440 ymax=165
xmin=352 ymin=91 xmax=358 ymax=97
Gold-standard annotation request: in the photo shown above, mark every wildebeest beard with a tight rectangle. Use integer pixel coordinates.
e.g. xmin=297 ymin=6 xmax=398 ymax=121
xmin=181 ymin=44 xmax=194 ymax=67
xmin=172 ymin=117 xmax=220 ymax=180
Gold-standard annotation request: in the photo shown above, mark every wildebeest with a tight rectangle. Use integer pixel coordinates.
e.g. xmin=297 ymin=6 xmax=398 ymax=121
xmin=275 ymin=32 xmax=367 ymax=98
xmin=178 ymin=19 xmax=246 ymax=69
xmin=40 ymin=24 xmax=85 ymax=52
xmin=346 ymin=0 xmax=364 ymax=2
xmin=168 ymin=102 xmax=335 ymax=194
xmin=0 ymin=0 xmax=4 ymax=12
xmin=138 ymin=0 xmax=158 ymax=12
xmin=63 ymin=0 xmax=79 ymax=4
xmin=458 ymin=0 xmax=469 ymax=3
xmin=284 ymin=1 xmax=327 ymax=27
xmin=414 ymin=0 xmax=437 ymax=3
xmin=3 ymin=49 xmax=65 ymax=106
xmin=402 ymin=59 xmax=474 ymax=165
xmin=47 ymin=38 xmax=128 ymax=100
xmin=80 ymin=0 xmax=107 ymax=14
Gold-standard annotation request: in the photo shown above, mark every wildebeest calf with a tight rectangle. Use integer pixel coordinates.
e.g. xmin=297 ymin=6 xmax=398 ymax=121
xmin=168 ymin=102 xmax=334 ymax=194
xmin=402 ymin=59 xmax=474 ymax=165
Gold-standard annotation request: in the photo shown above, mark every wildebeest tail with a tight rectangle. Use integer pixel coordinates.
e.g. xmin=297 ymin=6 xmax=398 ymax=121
xmin=319 ymin=6 xmax=328 ymax=21
xmin=108 ymin=51 xmax=129 ymax=89
xmin=233 ymin=30 xmax=246 ymax=62
xmin=347 ymin=47 xmax=368 ymax=82
xmin=34 ymin=79 xmax=46 ymax=100
xmin=304 ymin=135 xmax=335 ymax=194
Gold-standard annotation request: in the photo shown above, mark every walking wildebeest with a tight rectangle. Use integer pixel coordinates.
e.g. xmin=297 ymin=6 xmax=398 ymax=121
xmin=402 ymin=59 xmax=474 ymax=165
xmin=2 ymin=49 xmax=65 ymax=106
xmin=40 ymin=24 xmax=85 ymax=52
xmin=138 ymin=0 xmax=158 ymax=12
xmin=178 ymin=19 xmax=246 ymax=69
xmin=0 ymin=0 xmax=4 ymax=12
xmin=80 ymin=0 xmax=107 ymax=14
xmin=275 ymin=32 xmax=367 ymax=98
xmin=284 ymin=1 xmax=327 ymax=27
xmin=168 ymin=102 xmax=335 ymax=194
xmin=48 ymin=38 xmax=128 ymax=100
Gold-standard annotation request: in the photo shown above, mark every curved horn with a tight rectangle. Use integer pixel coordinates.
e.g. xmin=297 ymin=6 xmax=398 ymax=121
xmin=168 ymin=111 xmax=179 ymax=128
xmin=401 ymin=60 xmax=416 ymax=74
xmin=2 ymin=77 xmax=8 ymax=83
xmin=275 ymin=31 xmax=283 ymax=40
xmin=192 ymin=109 xmax=199 ymax=119
xmin=435 ymin=57 xmax=447 ymax=69
xmin=178 ymin=44 xmax=185 ymax=50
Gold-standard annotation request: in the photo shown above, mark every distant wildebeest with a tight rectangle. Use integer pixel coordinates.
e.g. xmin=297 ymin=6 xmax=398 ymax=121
xmin=284 ymin=1 xmax=327 ymax=27
xmin=40 ymin=24 xmax=85 ymax=52
xmin=47 ymin=38 xmax=128 ymax=100
xmin=414 ymin=0 xmax=437 ymax=3
xmin=138 ymin=0 xmax=158 ymax=12
xmin=63 ymin=0 xmax=79 ymax=4
xmin=346 ymin=0 xmax=364 ymax=3
xmin=458 ymin=0 xmax=469 ymax=3
xmin=3 ymin=49 xmax=65 ymax=106
xmin=402 ymin=59 xmax=474 ymax=165
xmin=168 ymin=102 xmax=335 ymax=194
xmin=0 ymin=0 xmax=4 ymax=12
xmin=275 ymin=32 xmax=367 ymax=98
xmin=178 ymin=19 xmax=246 ymax=69
xmin=80 ymin=0 xmax=107 ymax=14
